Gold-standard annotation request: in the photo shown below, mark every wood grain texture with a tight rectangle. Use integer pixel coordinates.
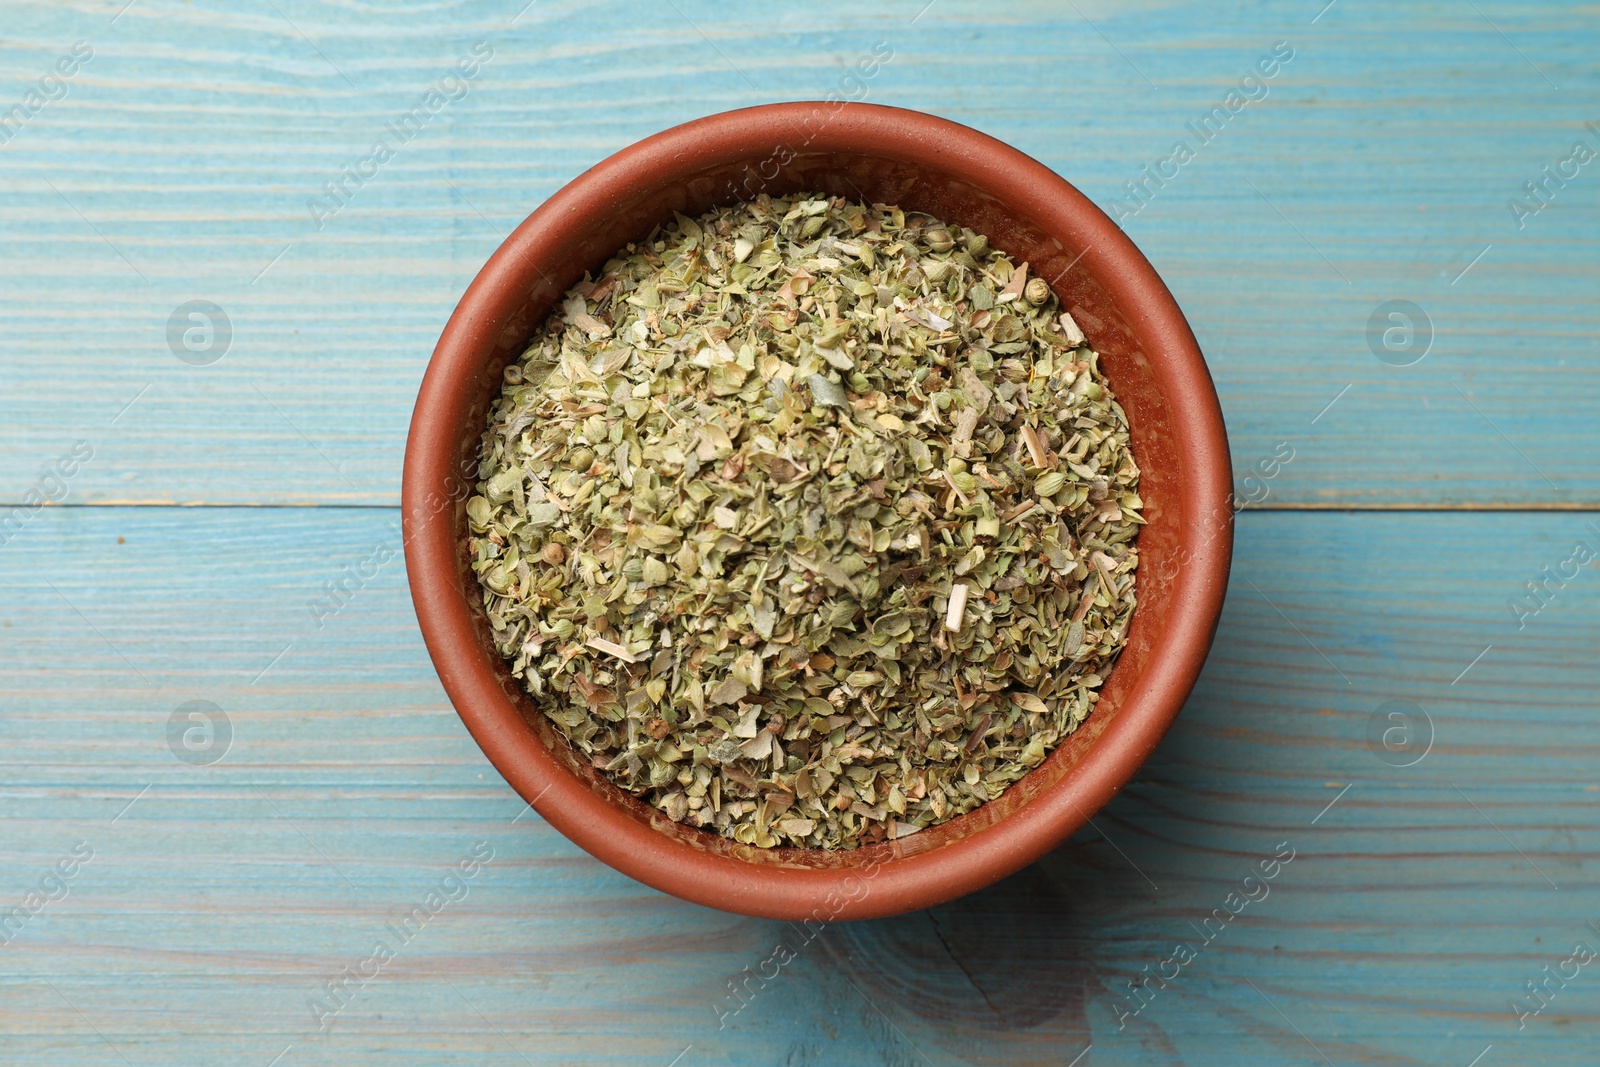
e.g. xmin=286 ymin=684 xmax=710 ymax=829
xmin=4 ymin=507 xmax=1600 ymax=1065
xmin=3 ymin=1 xmax=1598 ymax=1064
xmin=0 ymin=1 xmax=1594 ymax=506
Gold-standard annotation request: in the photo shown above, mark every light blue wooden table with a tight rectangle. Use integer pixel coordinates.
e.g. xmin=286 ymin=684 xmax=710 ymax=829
xmin=3 ymin=2 xmax=1597 ymax=1064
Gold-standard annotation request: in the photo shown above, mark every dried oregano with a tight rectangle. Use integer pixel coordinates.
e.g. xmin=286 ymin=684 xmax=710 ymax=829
xmin=470 ymin=193 xmax=1141 ymax=850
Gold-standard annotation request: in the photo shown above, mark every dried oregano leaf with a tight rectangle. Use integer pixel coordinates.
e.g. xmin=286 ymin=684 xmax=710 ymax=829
xmin=470 ymin=193 xmax=1140 ymax=850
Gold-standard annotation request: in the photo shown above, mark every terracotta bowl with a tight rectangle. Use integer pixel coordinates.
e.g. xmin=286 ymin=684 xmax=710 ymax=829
xmin=404 ymin=102 xmax=1232 ymax=921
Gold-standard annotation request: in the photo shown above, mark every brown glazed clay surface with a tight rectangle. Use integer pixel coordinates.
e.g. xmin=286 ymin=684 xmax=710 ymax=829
xmin=403 ymin=102 xmax=1232 ymax=921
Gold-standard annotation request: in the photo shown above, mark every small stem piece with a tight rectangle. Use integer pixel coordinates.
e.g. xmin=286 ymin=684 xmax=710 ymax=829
xmin=946 ymin=583 xmax=970 ymax=633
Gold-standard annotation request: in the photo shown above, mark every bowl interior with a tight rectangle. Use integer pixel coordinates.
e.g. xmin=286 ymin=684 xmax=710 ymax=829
xmin=462 ymin=164 xmax=1179 ymax=852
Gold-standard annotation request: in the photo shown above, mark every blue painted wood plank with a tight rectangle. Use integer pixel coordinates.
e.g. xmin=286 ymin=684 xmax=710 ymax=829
xmin=3 ymin=1 xmax=1599 ymax=1064
xmin=3 ymin=507 xmax=1600 ymax=1064
xmin=0 ymin=1 xmax=1594 ymax=506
